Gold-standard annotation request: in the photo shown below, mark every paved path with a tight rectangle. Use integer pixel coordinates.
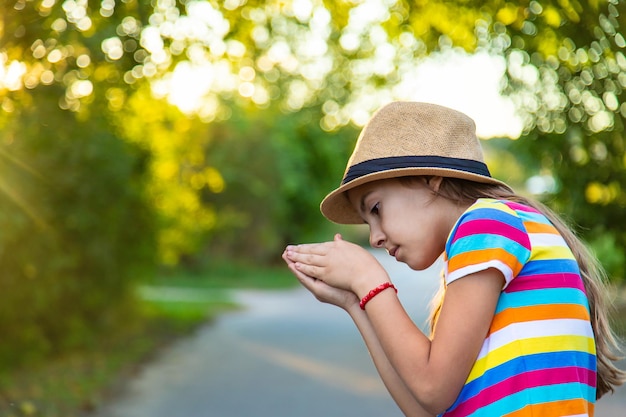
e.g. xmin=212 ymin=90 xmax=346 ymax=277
xmin=92 ymin=251 xmax=626 ymax=417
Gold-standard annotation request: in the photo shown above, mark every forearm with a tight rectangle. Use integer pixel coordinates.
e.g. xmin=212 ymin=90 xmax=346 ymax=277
xmin=347 ymin=303 xmax=435 ymax=417
xmin=353 ymin=271 xmax=504 ymax=414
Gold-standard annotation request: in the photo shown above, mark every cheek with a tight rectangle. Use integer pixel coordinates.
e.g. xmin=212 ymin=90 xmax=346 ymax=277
xmin=407 ymin=246 xmax=441 ymax=270
xmin=405 ymin=223 xmax=445 ymax=267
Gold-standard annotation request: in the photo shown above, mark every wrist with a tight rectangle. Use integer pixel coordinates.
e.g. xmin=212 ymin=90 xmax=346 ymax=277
xmin=352 ymin=268 xmax=390 ymax=299
xmin=358 ymin=282 xmax=397 ymax=310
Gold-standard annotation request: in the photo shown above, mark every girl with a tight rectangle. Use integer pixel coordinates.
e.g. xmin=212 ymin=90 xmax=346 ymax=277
xmin=283 ymin=102 xmax=625 ymax=416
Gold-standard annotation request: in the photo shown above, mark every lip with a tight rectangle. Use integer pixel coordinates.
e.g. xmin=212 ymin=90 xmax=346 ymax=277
xmin=388 ymin=247 xmax=398 ymax=258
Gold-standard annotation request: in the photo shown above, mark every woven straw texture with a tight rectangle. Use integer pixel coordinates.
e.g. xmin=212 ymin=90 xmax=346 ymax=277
xmin=320 ymin=102 xmax=511 ymax=224
xmin=345 ymin=102 xmax=485 ymax=167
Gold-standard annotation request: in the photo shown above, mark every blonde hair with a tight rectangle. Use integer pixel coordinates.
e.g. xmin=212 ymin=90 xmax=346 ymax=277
xmin=421 ymin=176 xmax=626 ymax=399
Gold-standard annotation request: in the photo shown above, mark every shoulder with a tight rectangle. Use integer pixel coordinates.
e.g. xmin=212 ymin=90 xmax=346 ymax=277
xmin=448 ymin=199 xmax=531 ymax=248
xmin=445 ymin=199 xmax=533 ymax=287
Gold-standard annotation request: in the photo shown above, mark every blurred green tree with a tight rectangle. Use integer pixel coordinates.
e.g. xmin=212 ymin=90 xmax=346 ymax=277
xmin=198 ymin=104 xmax=356 ymax=263
xmin=488 ymin=0 xmax=626 ymax=280
xmin=0 ymin=85 xmax=154 ymax=367
xmin=2 ymin=1 xmax=625 ymax=370
xmin=0 ymin=1 xmax=158 ymax=366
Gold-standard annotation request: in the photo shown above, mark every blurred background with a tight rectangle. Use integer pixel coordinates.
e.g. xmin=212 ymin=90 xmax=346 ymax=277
xmin=1 ymin=0 xmax=625 ymax=416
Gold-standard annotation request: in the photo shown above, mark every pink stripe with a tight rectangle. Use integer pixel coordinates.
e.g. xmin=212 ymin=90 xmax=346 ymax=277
xmin=504 ymin=201 xmax=540 ymax=213
xmin=446 ymin=367 xmax=596 ymax=416
xmin=453 ymin=219 xmax=531 ymax=250
xmin=505 ymin=273 xmax=585 ymax=293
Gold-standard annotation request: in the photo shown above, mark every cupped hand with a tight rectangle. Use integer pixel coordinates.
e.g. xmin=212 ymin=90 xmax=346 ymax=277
xmin=282 ymin=248 xmax=359 ymax=310
xmin=284 ymin=234 xmax=389 ymax=296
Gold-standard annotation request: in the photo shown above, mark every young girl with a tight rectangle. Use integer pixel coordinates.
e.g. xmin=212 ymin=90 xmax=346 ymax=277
xmin=283 ymin=102 xmax=625 ymax=417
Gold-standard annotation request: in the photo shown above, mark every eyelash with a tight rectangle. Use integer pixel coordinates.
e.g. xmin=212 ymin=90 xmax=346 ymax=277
xmin=370 ymin=202 xmax=380 ymax=215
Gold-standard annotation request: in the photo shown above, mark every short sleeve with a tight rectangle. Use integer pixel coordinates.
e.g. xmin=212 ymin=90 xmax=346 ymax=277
xmin=444 ymin=200 xmax=532 ymax=289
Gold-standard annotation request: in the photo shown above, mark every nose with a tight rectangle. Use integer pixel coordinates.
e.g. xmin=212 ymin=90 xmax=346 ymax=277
xmin=369 ymin=227 xmax=385 ymax=249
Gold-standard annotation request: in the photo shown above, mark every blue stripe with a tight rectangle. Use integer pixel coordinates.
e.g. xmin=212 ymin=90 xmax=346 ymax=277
xmin=447 ymin=202 xmax=524 ymax=256
xmin=516 ymin=209 xmax=553 ymax=225
xmin=495 ymin=288 xmax=589 ymax=313
xmin=468 ymin=382 xmax=595 ymax=416
xmin=522 ymin=259 xmax=581 ymax=275
xmin=465 ymin=206 xmax=524 ymax=228
xmin=448 ymin=351 xmax=596 ymax=410
xmin=450 ymin=234 xmax=530 ymax=264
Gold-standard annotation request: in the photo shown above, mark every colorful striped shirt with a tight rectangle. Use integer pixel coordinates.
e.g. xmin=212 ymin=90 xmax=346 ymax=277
xmin=440 ymin=199 xmax=596 ymax=417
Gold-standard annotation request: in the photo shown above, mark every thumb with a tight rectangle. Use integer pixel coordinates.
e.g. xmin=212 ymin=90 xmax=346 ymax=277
xmin=334 ymin=233 xmax=343 ymax=241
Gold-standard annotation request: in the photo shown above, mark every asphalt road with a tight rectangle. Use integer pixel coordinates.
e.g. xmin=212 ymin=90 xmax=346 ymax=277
xmin=91 ymin=251 xmax=626 ymax=417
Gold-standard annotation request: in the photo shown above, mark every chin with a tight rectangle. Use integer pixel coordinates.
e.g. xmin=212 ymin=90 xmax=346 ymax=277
xmin=408 ymin=264 xmax=428 ymax=271
xmin=406 ymin=256 xmax=439 ymax=271
xmin=405 ymin=260 xmax=427 ymax=271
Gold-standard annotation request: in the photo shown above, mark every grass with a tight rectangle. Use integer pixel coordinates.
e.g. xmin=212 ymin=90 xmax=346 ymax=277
xmin=151 ymin=260 xmax=298 ymax=289
xmin=0 ymin=261 xmax=296 ymax=417
xmin=0 ymin=316 xmax=196 ymax=417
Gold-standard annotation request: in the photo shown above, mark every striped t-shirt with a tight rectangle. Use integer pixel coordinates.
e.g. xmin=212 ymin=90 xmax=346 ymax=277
xmin=440 ymin=199 xmax=596 ymax=417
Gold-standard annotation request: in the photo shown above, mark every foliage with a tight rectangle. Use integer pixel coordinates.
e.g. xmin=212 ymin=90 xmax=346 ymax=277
xmin=507 ymin=126 xmax=626 ymax=280
xmin=491 ymin=0 xmax=626 ymax=280
xmin=0 ymin=85 xmax=155 ymax=368
xmin=0 ymin=0 xmax=147 ymax=108
xmin=113 ymin=86 xmax=222 ymax=265
xmin=0 ymin=260 xmax=288 ymax=417
xmin=2 ymin=0 xmax=626 ymax=374
xmin=0 ymin=296 xmax=227 ymax=417
xmin=197 ymin=104 xmax=356 ymax=263
xmin=5 ymin=0 xmax=625 ymax=271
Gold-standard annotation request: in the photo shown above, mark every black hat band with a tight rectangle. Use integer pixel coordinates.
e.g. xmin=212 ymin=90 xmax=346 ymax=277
xmin=342 ymin=155 xmax=492 ymax=185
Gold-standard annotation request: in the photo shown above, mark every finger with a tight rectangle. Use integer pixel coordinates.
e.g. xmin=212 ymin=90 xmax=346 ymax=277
xmin=295 ymin=270 xmax=329 ymax=292
xmin=287 ymin=261 xmax=317 ymax=286
xmin=286 ymin=242 xmax=332 ymax=256
xmin=284 ymin=251 xmax=309 ymax=276
xmin=285 ymin=250 xmax=325 ymax=267
xmin=294 ymin=261 xmax=325 ymax=279
xmin=282 ymin=250 xmax=296 ymax=266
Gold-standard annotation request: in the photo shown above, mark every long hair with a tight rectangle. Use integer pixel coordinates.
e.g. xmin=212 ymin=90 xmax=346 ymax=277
xmin=421 ymin=176 xmax=626 ymax=399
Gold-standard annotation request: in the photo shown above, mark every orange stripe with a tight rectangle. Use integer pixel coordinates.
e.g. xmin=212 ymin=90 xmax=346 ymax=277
xmin=449 ymin=247 xmax=522 ymax=275
xmin=523 ymin=221 xmax=558 ymax=234
xmin=491 ymin=304 xmax=591 ymax=333
xmin=504 ymin=399 xmax=594 ymax=417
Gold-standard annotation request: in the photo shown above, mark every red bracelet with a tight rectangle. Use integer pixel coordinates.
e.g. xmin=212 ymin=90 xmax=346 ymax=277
xmin=359 ymin=282 xmax=397 ymax=310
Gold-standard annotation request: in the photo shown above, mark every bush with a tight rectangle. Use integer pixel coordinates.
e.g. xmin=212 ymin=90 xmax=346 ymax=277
xmin=0 ymin=88 xmax=156 ymax=368
xmin=196 ymin=106 xmax=357 ymax=264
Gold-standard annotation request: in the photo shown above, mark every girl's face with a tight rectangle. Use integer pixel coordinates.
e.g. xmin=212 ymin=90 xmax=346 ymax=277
xmin=347 ymin=177 xmax=467 ymax=271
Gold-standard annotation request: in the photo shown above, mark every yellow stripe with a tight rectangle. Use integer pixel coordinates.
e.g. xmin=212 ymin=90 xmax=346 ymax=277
xmin=467 ymin=335 xmax=596 ymax=383
xmin=531 ymin=245 xmax=576 ymax=261
xmin=468 ymin=199 xmax=516 ymax=215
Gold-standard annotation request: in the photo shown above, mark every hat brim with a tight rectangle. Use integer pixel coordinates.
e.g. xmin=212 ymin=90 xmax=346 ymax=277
xmin=320 ymin=168 xmax=511 ymax=224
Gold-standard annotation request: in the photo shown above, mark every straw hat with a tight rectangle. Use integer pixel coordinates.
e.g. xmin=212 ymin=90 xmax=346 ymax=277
xmin=320 ymin=101 xmax=512 ymax=224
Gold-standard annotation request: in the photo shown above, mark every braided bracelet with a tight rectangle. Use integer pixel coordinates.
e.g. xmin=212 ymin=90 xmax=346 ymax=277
xmin=359 ymin=282 xmax=397 ymax=310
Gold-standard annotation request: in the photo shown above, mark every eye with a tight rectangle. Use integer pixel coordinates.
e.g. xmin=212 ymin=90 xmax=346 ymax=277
xmin=370 ymin=202 xmax=380 ymax=215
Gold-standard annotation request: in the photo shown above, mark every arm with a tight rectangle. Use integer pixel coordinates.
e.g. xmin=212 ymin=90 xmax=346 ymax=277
xmin=346 ymin=302 xmax=435 ymax=417
xmin=286 ymin=239 xmax=504 ymax=414
xmin=283 ymin=250 xmax=433 ymax=416
xmin=354 ymin=268 xmax=503 ymax=414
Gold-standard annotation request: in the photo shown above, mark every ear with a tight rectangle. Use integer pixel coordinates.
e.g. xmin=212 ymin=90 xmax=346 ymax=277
xmin=427 ymin=176 xmax=444 ymax=192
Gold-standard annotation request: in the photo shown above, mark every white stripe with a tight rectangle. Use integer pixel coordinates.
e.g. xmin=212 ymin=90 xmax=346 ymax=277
xmin=446 ymin=260 xmax=513 ymax=287
xmin=476 ymin=318 xmax=594 ymax=360
xmin=528 ymin=232 xmax=567 ymax=247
